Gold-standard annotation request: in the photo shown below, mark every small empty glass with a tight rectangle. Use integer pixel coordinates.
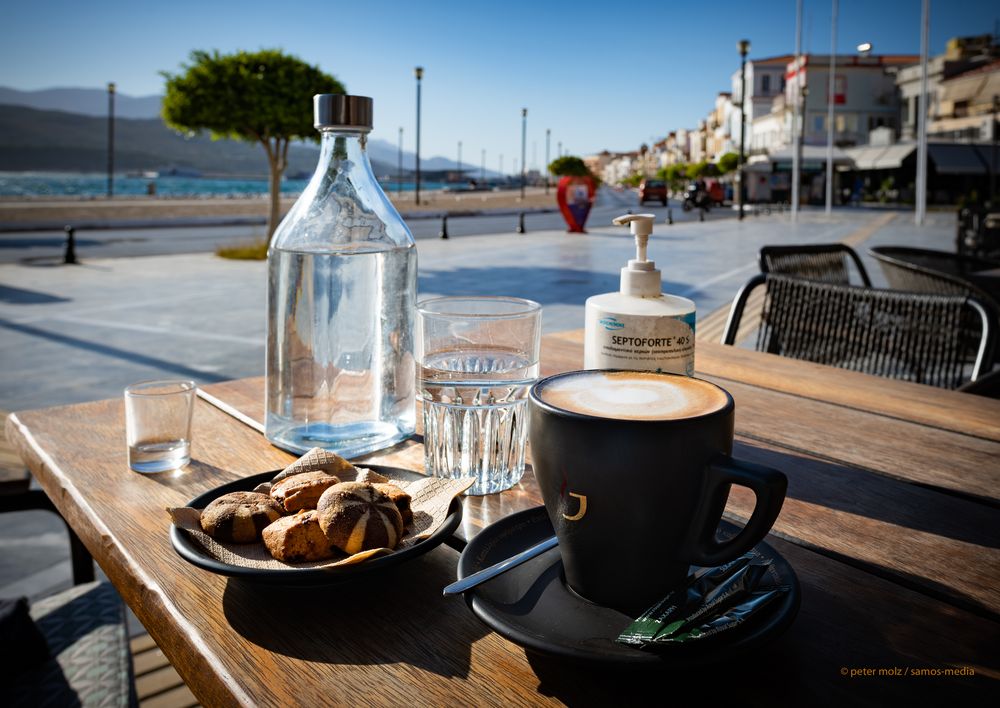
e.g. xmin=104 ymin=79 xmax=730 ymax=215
xmin=417 ymin=297 xmax=542 ymax=495
xmin=124 ymin=380 xmax=196 ymax=473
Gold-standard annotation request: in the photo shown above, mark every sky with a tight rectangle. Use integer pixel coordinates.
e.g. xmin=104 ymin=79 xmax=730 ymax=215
xmin=1 ymin=0 xmax=996 ymax=171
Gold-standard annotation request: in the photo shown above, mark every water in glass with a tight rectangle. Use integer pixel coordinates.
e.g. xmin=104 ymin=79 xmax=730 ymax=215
xmin=420 ymin=347 xmax=538 ymax=495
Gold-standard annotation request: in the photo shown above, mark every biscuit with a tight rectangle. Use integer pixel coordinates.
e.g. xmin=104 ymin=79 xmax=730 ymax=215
xmin=262 ymin=511 xmax=337 ymax=562
xmin=372 ymin=483 xmax=413 ymax=526
xmin=270 ymin=471 xmax=341 ymax=512
xmin=316 ymin=482 xmax=403 ymax=555
xmin=200 ymin=491 xmax=284 ymax=543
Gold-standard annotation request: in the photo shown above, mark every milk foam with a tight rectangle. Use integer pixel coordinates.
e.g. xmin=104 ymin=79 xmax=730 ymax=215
xmin=537 ymin=371 xmax=728 ymax=420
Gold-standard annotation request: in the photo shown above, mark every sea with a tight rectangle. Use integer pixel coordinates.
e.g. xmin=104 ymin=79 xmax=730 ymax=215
xmin=0 ymin=172 xmax=449 ymax=198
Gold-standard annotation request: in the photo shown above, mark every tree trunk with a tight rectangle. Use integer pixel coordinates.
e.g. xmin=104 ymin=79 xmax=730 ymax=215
xmin=263 ymin=137 xmax=288 ymax=244
xmin=267 ymin=159 xmax=282 ymax=243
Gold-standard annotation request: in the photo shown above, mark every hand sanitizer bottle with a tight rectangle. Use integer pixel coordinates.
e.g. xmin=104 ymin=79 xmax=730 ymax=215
xmin=584 ymin=214 xmax=695 ymax=375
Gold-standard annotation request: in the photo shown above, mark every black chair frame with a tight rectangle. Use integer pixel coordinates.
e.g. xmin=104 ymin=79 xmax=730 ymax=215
xmin=759 ymin=243 xmax=872 ymax=286
xmin=722 ymin=273 xmax=996 ymax=388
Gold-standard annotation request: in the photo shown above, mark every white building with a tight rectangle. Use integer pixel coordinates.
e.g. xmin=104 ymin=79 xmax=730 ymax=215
xmin=730 ymin=54 xmax=793 ymax=154
xmin=785 ymin=53 xmax=917 ymax=148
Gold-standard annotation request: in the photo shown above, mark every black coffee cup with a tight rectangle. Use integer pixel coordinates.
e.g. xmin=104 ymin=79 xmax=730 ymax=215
xmin=528 ymin=369 xmax=786 ymax=613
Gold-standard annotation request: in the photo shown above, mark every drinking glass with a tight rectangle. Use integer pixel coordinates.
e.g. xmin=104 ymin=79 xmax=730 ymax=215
xmin=124 ymin=380 xmax=196 ymax=473
xmin=417 ymin=297 xmax=542 ymax=495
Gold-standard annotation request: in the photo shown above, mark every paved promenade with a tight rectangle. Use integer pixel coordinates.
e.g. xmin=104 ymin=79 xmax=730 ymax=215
xmin=0 ymin=206 xmax=955 ymax=602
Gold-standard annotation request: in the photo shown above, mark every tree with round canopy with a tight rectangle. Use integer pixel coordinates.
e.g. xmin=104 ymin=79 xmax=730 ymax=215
xmin=162 ymin=49 xmax=345 ymax=241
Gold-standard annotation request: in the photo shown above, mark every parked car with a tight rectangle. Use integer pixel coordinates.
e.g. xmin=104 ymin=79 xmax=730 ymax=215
xmin=638 ymin=179 xmax=668 ymax=205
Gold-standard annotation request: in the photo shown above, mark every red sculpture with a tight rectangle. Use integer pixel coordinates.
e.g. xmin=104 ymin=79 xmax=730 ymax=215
xmin=556 ymin=176 xmax=595 ymax=233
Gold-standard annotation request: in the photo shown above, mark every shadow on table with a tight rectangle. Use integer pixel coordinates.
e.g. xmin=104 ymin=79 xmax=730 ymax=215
xmin=221 ymin=547 xmax=489 ymax=679
xmin=135 ymin=458 xmax=231 ymax=489
xmin=528 ymin=534 xmax=998 ymax=704
xmin=733 ymin=441 xmax=999 ymax=550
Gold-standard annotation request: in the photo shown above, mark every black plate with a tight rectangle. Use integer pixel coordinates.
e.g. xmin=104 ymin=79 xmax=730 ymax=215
xmin=171 ymin=466 xmax=462 ymax=585
xmin=457 ymin=506 xmax=799 ymax=666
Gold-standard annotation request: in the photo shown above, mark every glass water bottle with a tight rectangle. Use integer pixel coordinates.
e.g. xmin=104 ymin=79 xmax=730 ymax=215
xmin=266 ymin=94 xmax=417 ymax=457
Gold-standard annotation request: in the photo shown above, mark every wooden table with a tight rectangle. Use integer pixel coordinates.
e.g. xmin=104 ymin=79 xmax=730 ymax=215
xmin=7 ymin=332 xmax=1000 ymax=705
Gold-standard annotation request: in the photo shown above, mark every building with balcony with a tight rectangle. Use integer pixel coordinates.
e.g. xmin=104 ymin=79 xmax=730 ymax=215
xmin=896 ymin=34 xmax=999 ymax=140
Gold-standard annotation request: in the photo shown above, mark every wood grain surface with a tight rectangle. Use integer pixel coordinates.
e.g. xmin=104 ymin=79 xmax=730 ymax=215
xmin=7 ymin=331 xmax=999 ymax=704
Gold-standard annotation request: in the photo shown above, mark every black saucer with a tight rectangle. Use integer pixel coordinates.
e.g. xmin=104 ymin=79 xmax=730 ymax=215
xmin=457 ymin=506 xmax=800 ymax=666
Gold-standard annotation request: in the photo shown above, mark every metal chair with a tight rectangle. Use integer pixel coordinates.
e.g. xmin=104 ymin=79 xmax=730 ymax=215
xmin=721 ymin=274 xmax=996 ymax=390
xmin=759 ymin=243 xmax=872 ymax=286
xmin=1 ymin=441 xmax=135 ymax=706
xmin=868 ymin=246 xmax=1000 ymax=308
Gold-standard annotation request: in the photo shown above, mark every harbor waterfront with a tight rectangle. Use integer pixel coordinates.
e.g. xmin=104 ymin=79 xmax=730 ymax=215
xmin=0 ymin=171 xmax=450 ymax=198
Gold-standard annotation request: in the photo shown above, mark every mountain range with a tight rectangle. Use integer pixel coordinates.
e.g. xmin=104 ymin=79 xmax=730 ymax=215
xmin=0 ymin=86 xmax=492 ymax=177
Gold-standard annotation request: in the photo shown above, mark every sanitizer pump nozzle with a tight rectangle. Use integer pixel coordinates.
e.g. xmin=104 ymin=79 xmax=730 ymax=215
xmin=611 ymin=213 xmax=660 ymax=297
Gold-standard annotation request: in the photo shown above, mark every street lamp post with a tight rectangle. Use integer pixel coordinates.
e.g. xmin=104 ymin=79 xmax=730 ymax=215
xmin=481 ymin=148 xmax=486 ymax=183
xmin=992 ymin=94 xmax=999 ymax=203
xmin=738 ymin=40 xmax=750 ymax=221
xmin=545 ymin=128 xmax=551 ymax=194
xmin=791 ymin=0 xmax=802 ymax=222
xmin=457 ymin=140 xmax=462 ymax=183
xmin=414 ymin=66 xmax=423 ymax=205
xmin=397 ymin=127 xmax=403 ymax=196
xmin=521 ymin=108 xmax=528 ymax=199
xmin=825 ymin=0 xmax=838 ymax=216
xmin=916 ymin=0 xmax=929 ymax=225
xmin=558 ymin=141 xmax=562 ymax=159
xmin=107 ymin=82 xmax=116 ymax=199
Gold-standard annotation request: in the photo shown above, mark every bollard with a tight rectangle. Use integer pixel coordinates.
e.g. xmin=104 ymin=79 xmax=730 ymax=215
xmin=516 ymin=212 xmax=526 ymax=234
xmin=667 ymin=208 xmax=673 ymax=225
xmin=64 ymin=225 xmax=78 ymax=265
xmin=699 ymin=208 xmax=705 ymax=222
xmin=439 ymin=215 xmax=449 ymax=239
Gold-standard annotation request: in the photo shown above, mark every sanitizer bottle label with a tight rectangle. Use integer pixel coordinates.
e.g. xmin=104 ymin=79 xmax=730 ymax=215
xmin=584 ymin=311 xmax=695 ymax=375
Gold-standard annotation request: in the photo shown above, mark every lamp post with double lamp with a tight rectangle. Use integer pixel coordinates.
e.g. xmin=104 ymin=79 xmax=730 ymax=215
xmin=738 ymin=40 xmax=750 ymax=221
xmin=414 ymin=66 xmax=423 ymax=205
xmin=106 ymin=82 xmax=116 ymax=198
xmin=521 ymin=108 xmax=528 ymax=200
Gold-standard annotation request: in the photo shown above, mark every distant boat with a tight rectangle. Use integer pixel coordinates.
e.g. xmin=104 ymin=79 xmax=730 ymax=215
xmin=157 ymin=166 xmax=202 ymax=178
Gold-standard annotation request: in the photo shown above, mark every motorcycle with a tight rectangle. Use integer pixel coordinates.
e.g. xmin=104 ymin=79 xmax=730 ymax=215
xmin=681 ymin=184 xmax=711 ymax=212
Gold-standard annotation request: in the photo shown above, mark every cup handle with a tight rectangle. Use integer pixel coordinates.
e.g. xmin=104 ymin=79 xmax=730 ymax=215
xmin=684 ymin=456 xmax=787 ymax=567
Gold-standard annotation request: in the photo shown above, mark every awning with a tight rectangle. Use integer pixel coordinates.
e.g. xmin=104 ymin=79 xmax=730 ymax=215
xmin=846 ymin=145 xmax=889 ymax=169
xmin=767 ymin=145 xmax=853 ymax=164
xmin=928 ymin=143 xmax=988 ymax=175
xmin=872 ymin=144 xmax=915 ymax=169
xmin=843 ymin=143 xmax=915 ymax=170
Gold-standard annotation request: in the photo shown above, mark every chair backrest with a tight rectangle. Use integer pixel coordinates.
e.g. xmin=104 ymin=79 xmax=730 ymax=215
xmin=759 ymin=244 xmax=872 ymax=287
xmin=721 ymin=274 xmax=996 ymax=389
xmin=868 ymin=246 xmax=998 ymax=306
